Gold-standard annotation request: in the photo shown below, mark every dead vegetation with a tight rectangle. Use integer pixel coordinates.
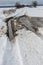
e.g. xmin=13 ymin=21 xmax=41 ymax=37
xmin=3 ymin=9 xmax=16 ymax=16
xmin=5 ymin=16 xmax=38 ymax=40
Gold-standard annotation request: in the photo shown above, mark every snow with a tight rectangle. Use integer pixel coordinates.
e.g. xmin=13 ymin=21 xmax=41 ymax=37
xmin=26 ymin=7 xmax=43 ymax=17
xmin=11 ymin=7 xmax=43 ymax=18
xmin=0 ymin=35 xmax=7 ymax=65
xmin=16 ymin=29 xmax=43 ymax=65
xmin=0 ymin=29 xmax=43 ymax=65
xmin=0 ymin=7 xmax=43 ymax=65
xmin=6 ymin=7 xmax=43 ymax=18
xmin=0 ymin=7 xmax=43 ymax=20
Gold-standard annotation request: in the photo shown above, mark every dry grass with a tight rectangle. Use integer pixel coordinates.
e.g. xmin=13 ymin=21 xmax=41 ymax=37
xmin=3 ymin=9 xmax=16 ymax=16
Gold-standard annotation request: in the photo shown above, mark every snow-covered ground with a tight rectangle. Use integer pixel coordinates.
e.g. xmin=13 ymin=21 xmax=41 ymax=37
xmin=0 ymin=28 xmax=43 ymax=65
xmin=0 ymin=7 xmax=43 ymax=65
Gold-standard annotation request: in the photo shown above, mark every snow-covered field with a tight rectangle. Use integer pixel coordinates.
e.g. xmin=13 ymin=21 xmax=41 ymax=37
xmin=0 ymin=7 xmax=43 ymax=65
